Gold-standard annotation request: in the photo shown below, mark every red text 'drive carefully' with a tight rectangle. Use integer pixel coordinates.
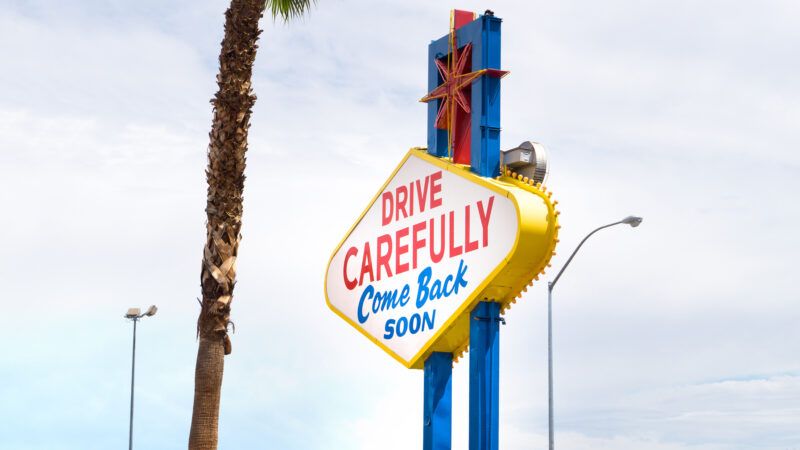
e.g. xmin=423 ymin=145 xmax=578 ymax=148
xmin=342 ymin=170 xmax=495 ymax=291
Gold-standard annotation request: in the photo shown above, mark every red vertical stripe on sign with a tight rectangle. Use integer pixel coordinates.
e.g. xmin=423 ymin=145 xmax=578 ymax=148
xmin=453 ymin=71 xmax=472 ymax=165
xmin=453 ymin=10 xmax=475 ymax=29
xmin=452 ymin=10 xmax=475 ymax=165
xmin=453 ymin=103 xmax=472 ymax=164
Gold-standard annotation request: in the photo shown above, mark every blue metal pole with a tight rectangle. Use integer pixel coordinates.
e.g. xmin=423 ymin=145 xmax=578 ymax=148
xmin=423 ymin=352 xmax=453 ymax=450
xmin=469 ymin=301 xmax=501 ymax=450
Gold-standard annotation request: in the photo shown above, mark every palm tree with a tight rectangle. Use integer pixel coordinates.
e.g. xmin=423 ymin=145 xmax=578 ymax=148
xmin=189 ymin=1 xmax=314 ymax=449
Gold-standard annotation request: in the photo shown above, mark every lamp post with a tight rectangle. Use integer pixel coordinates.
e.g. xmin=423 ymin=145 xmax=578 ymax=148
xmin=547 ymin=216 xmax=642 ymax=450
xmin=124 ymin=305 xmax=157 ymax=450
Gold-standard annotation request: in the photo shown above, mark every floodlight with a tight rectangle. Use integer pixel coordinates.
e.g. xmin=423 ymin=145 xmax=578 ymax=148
xmin=125 ymin=308 xmax=141 ymax=319
xmin=501 ymin=141 xmax=549 ymax=184
xmin=145 ymin=305 xmax=158 ymax=317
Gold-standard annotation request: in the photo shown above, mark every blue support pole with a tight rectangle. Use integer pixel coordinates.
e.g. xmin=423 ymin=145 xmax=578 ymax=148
xmin=423 ymin=352 xmax=453 ymax=450
xmin=471 ymin=15 xmax=503 ymax=178
xmin=469 ymin=301 xmax=501 ymax=450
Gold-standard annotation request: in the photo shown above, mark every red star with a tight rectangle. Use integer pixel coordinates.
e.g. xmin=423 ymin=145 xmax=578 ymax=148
xmin=421 ymin=41 xmax=508 ymax=161
xmin=420 ymin=11 xmax=509 ymax=163
xmin=420 ymin=43 xmax=483 ymax=132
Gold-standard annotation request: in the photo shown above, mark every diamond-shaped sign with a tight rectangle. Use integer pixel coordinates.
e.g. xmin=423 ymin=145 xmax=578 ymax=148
xmin=325 ymin=149 xmax=558 ymax=369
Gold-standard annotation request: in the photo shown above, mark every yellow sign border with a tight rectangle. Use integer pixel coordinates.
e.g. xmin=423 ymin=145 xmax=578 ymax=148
xmin=324 ymin=148 xmax=559 ymax=369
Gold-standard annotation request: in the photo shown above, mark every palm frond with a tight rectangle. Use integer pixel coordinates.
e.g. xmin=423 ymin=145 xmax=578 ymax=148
xmin=265 ymin=0 xmax=316 ymax=21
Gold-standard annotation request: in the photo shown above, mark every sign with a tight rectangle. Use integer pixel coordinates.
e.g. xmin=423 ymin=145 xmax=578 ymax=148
xmin=325 ymin=148 xmax=559 ymax=369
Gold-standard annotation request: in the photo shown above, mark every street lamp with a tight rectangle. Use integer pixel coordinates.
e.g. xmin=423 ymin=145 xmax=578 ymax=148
xmin=125 ymin=305 xmax=157 ymax=450
xmin=546 ymin=216 xmax=642 ymax=450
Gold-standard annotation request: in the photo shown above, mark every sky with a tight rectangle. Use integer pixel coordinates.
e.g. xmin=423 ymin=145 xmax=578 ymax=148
xmin=0 ymin=0 xmax=799 ymax=449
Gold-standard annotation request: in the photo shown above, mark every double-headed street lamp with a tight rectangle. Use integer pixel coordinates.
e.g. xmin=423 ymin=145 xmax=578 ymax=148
xmin=124 ymin=305 xmax=157 ymax=450
xmin=547 ymin=216 xmax=642 ymax=450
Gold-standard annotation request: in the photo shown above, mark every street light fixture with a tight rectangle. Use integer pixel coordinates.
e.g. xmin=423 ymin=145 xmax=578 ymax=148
xmin=546 ymin=216 xmax=642 ymax=450
xmin=125 ymin=305 xmax=157 ymax=450
xmin=620 ymin=215 xmax=643 ymax=227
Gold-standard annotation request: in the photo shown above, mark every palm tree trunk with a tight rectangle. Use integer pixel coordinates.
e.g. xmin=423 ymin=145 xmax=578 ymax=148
xmin=189 ymin=0 xmax=265 ymax=448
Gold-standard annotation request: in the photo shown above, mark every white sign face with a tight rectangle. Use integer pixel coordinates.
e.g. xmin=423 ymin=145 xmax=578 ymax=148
xmin=325 ymin=151 xmax=520 ymax=367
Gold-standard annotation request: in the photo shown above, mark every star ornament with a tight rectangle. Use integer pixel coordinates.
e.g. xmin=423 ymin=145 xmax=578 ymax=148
xmin=420 ymin=41 xmax=509 ymax=155
xmin=420 ymin=43 xmax=484 ymax=131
